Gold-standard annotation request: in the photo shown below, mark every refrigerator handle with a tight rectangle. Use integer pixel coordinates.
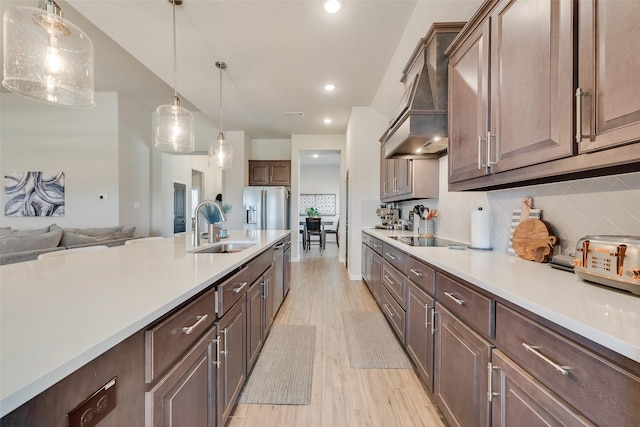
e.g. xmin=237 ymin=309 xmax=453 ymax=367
xmin=261 ymin=190 xmax=267 ymax=229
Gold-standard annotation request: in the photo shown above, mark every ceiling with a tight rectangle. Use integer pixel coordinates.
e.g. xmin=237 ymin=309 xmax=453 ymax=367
xmin=69 ymin=0 xmax=416 ymax=138
xmin=2 ymin=1 xmax=482 ymax=150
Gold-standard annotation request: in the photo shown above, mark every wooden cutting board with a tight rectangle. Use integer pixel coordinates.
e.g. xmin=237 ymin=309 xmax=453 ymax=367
xmin=512 ymin=218 xmax=557 ymax=262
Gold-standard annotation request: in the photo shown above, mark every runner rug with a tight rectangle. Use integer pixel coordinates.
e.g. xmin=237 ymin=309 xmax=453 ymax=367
xmin=342 ymin=311 xmax=412 ymax=369
xmin=238 ymin=325 xmax=316 ymax=405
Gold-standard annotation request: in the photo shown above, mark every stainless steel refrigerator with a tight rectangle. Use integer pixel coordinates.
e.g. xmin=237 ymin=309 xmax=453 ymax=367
xmin=242 ymin=186 xmax=290 ymax=230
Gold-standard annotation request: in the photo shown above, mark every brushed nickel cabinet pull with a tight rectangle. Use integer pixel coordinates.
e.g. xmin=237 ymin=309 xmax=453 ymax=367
xmin=575 ymin=87 xmax=583 ymax=143
xmin=487 ymin=362 xmax=500 ymax=402
xmin=213 ymin=336 xmax=221 ymax=368
xmin=522 ymin=343 xmax=571 ymax=376
xmin=425 ymin=305 xmax=430 ymax=329
xmin=385 ymin=252 xmax=397 ymax=260
xmin=383 ymin=304 xmax=394 ymax=318
xmin=222 ymin=328 xmax=228 ymax=358
xmin=444 ymin=291 xmax=464 ymax=306
xmin=410 ymin=268 xmax=423 ymax=278
xmin=431 ymin=309 xmax=437 ymax=334
xmin=182 ymin=314 xmax=208 ymax=335
xmin=233 ymin=281 xmax=248 ymax=293
xmin=477 ymin=135 xmax=485 ymax=169
xmin=487 ymin=131 xmax=497 ymax=166
xmin=384 ymin=275 xmax=395 ymax=286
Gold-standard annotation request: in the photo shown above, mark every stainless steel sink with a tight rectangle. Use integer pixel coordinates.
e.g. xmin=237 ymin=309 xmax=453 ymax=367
xmin=192 ymin=242 xmax=256 ymax=254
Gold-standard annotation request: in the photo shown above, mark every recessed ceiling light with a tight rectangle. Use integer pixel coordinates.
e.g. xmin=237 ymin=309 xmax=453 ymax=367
xmin=313 ymin=154 xmax=319 ymax=158
xmin=324 ymin=83 xmax=336 ymax=92
xmin=324 ymin=118 xmax=332 ymax=124
xmin=323 ymin=0 xmax=341 ymax=13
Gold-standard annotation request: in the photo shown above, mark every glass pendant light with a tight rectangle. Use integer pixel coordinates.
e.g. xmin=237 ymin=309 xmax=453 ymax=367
xmin=155 ymin=0 xmax=194 ymax=153
xmin=209 ymin=61 xmax=233 ymax=169
xmin=2 ymin=0 xmax=95 ymax=108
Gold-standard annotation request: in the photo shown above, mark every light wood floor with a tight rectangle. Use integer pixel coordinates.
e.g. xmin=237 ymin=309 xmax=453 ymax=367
xmin=229 ymin=242 xmax=445 ymax=427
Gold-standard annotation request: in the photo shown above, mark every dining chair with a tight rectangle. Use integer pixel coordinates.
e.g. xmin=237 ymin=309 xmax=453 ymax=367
xmin=324 ymin=217 xmax=339 ymax=248
xmin=37 ymin=245 xmax=109 ymax=259
xmin=305 ymin=217 xmax=323 ymax=251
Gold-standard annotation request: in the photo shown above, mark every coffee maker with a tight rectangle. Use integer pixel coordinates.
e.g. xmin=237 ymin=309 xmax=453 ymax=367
xmin=375 ymin=207 xmax=400 ymax=229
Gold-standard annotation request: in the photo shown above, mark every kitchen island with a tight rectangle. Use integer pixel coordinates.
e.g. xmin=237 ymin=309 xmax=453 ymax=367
xmin=0 ymin=229 xmax=290 ymax=421
xmin=363 ymin=228 xmax=639 ymax=427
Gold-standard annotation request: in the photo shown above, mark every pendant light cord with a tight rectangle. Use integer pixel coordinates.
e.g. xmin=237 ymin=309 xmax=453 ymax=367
xmin=219 ymin=64 xmax=223 ymax=132
xmin=172 ymin=0 xmax=177 ymax=98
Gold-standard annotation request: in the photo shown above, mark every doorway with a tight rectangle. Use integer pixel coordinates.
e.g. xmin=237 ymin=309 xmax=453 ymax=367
xmin=299 ymin=150 xmax=342 ymax=255
xmin=173 ymin=182 xmax=186 ymax=233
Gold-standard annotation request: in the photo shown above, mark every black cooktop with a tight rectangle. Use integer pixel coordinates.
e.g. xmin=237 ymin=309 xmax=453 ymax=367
xmin=389 ymin=235 xmax=466 ymax=248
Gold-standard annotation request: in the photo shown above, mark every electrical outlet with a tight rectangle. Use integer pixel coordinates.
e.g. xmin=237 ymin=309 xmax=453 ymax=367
xmin=66 ymin=377 xmax=116 ymax=427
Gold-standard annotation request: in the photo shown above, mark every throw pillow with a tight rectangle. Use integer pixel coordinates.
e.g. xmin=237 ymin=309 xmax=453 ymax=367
xmin=63 ymin=226 xmax=124 ymax=237
xmin=0 ymin=228 xmax=63 ymax=254
xmin=60 ymin=231 xmax=98 ymax=247
xmin=8 ymin=226 xmax=50 ymax=236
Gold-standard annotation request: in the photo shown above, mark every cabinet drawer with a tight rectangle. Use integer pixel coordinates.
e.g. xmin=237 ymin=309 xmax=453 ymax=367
xmin=382 ymin=261 xmax=406 ymax=308
xmin=435 ymin=272 xmax=494 ymax=339
xmin=251 ymin=247 xmax=274 ymax=281
xmin=382 ymin=286 xmax=405 ymax=344
xmin=216 ymin=265 xmax=252 ymax=317
xmin=406 ymin=256 xmax=435 ymax=296
xmin=362 ymin=232 xmax=374 ymax=248
xmin=145 ymin=287 xmax=217 ymax=383
xmin=382 ymin=243 xmax=406 ymax=273
xmin=370 ymin=237 xmax=383 ymax=255
xmin=495 ymin=304 xmax=640 ymax=427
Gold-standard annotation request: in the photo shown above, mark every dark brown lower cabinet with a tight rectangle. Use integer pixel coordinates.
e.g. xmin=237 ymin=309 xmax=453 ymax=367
xmin=490 ymin=349 xmax=594 ymax=427
xmin=405 ymin=280 xmax=435 ymax=392
xmin=246 ymin=277 xmax=265 ymax=372
xmin=146 ymin=327 xmax=218 ymax=427
xmin=370 ymin=251 xmax=382 ymax=304
xmin=263 ymin=266 xmax=275 ymax=336
xmin=434 ymin=305 xmax=492 ymax=427
xmin=216 ymin=298 xmax=247 ymax=427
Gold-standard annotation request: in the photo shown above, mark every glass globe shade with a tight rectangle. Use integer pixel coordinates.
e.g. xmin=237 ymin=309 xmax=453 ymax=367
xmin=2 ymin=5 xmax=94 ymax=108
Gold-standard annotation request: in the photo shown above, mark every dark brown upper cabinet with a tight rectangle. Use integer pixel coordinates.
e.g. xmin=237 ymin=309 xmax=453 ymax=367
xmin=248 ymin=160 xmax=291 ymax=186
xmin=447 ymin=0 xmax=640 ymax=191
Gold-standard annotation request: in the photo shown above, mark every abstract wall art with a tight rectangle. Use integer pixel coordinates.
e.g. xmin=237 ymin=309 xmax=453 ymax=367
xmin=4 ymin=171 xmax=65 ymax=217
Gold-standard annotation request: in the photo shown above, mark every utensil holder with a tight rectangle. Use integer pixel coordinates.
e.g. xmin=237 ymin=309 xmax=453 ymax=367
xmin=418 ymin=219 xmax=435 ymax=237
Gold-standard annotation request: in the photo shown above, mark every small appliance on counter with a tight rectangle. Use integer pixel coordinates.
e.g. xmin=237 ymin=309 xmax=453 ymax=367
xmin=573 ymin=235 xmax=640 ymax=296
xmin=375 ymin=207 xmax=400 ymax=229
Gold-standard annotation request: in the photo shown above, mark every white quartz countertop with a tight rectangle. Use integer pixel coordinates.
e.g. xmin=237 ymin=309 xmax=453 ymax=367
xmin=363 ymin=228 xmax=640 ymax=364
xmin=0 ymin=230 xmax=291 ymax=418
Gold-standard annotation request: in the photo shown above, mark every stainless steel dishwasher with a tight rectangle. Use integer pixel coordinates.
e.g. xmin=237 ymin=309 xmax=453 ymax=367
xmin=272 ymin=240 xmax=285 ymax=312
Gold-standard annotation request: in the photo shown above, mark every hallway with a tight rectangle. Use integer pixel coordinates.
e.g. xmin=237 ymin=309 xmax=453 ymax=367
xmin=229 ymin=243 xmax=445 ymax=427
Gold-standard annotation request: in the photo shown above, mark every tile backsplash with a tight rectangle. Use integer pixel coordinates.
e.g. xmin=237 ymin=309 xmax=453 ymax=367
xmin=397 ymin=157 xmax=640 ymax=255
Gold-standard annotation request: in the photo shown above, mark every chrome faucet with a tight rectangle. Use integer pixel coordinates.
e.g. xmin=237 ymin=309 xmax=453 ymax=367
xmin=193 ymin=200 xmax=227 ymax=247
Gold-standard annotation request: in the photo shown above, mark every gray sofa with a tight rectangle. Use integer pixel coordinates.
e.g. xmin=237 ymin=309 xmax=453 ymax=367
xmin=0 ymin=224 xmax=138 ymax=265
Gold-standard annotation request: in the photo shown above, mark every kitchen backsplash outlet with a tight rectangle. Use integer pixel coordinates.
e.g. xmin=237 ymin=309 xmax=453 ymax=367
xmin=398 ymin=157 xmax=640 ymax=255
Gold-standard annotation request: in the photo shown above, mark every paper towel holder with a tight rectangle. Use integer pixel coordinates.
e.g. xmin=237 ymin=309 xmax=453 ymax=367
xmin=470 ymin=207 xmax=493 ymax=251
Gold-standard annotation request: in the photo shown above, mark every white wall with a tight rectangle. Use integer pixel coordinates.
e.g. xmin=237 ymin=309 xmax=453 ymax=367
xmin=291 ymin=134 xmax=346 ymax=262
xmin=222 ymin=131 xmax=252 ymax=230
xmin=300 ymin=165 xmax=340 ymax=197
xmin=1 ymin=92 xmax=120 ymax=229
xmin=0 ymin=91 xmax=222 ymax=237
xmin=251 ymin=139 xmax=291 ymax=160
xmin=345 ymin=106 xmax=388 ymax=279
xmin=118 ymin=94 xmax=152 ymax=236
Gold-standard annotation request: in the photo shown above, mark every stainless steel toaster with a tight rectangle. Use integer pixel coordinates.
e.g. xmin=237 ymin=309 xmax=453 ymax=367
xmin=574 ymin=235 xmax=640 ymax=296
